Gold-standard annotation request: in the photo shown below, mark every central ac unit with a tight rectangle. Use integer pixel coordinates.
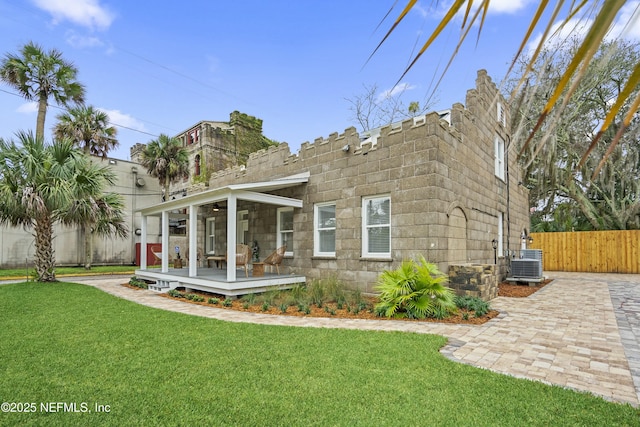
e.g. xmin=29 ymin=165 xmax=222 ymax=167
xmin=511 ymin=259 xmax=542 ymax=278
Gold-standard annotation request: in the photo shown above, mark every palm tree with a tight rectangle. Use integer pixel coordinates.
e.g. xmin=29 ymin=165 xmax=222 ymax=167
xmin=0 ymin=131 xmax=127 ymax=281
xmin=53 ymin=105 xmax=120 ymax=268
xmin=139 ymin=134 xmax=190 ymax=199
xmin=375 ymin=0 xmax=639 ymax=172
xmin=0 ymin=41 xmax=85 ymax=140
xmin=54 ymin=105 xmax=118 ymax=158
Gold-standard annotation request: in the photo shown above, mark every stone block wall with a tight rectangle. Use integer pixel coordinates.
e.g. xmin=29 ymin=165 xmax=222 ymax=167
xmin=448 ymin=264 xmax=498 ymax=301
xmin=155 ymin=70 xmax=529 ymax=293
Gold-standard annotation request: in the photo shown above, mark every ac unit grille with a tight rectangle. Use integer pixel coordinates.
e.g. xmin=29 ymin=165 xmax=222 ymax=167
xmin=511 ymin=259 xmax=542 ymax=278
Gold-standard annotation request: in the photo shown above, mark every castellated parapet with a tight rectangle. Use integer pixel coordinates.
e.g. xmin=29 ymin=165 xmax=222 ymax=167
xmin=194 ymin=70 xmax=529 ymax=292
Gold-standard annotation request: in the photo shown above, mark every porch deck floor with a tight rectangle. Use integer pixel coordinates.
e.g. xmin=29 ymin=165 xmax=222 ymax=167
xmin=137 ymin=266 xmax=297 ymax=283
xmin=134 ymin=266 xmax=306 ymax=297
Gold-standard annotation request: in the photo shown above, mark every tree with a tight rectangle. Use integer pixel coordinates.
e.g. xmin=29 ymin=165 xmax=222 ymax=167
xmin=139 ymin=134 xmax=190 ymax=199
xmin=53 ymin=105 xmax=120 ymax=268
xmin=0 ymin=42 xmax=85 ymax=140
xmin=54 ymin=105 xmax=118 ymax=158
xmin=375 ymin=1 xmax=640 ymax=171
xmin=345 ymin=83 xmax=435 ymax=132
xmin=511 ymin=39 xmax=640 ymax=230
xmin=0 ymin=131 xmax=127 ymax=281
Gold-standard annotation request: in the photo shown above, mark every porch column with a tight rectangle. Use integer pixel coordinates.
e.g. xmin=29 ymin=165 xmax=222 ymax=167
xmin=161 ymin=210 xmax=169 ymax=273
xmin=226 ymin=194 xmax=237 ymax=281
xmin=188 ymin=204 xmax=198 ymax=277
xmin=140 ymin=216 xmax=148 ymax=269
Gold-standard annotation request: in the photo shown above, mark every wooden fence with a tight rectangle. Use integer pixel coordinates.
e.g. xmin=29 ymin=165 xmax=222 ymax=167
xmin=529 ymin=230 xmax=640 ymax=273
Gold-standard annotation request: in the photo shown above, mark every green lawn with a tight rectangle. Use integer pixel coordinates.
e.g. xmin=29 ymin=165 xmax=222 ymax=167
xmin=0 ymin=282 xmax=638 ymax=426
xmin=0 ymin=265 xmax=141 ymax=279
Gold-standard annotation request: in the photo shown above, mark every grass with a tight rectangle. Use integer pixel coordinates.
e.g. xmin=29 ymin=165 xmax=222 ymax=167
xmin=0 ymin=265 xmax=141 ymax=279
xmin=0 ymin=282 xmax=638 ymax=426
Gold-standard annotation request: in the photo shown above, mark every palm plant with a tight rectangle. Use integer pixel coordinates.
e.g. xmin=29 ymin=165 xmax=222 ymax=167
xmin=139 ymin=134 xmax=189 ymax=199
xmin=0 ymin=41 xmax=85 ymax=140
xmin=374 ymin=255 xmax=456 ymax=319
xmin=0 ymin=131 xmax=127 ymax=281
xmin=375 ymin=1 xmax=640 ymax=174
xmin=53 ymin=105 xmax=120 ymax=268
xmin=54 ymin=105 xmax=118 ymax=158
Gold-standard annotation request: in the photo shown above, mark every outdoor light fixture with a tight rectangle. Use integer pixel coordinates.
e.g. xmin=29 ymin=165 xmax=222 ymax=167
xmin=342 ymin=144 xmax=350 ymax=153
xmin=134 ymin=228 xmax=142 ymax=236
xmin=528 ymin=236 xmax=534 ymax=244
xmin=491 ymin=239 xmax=498 ymax=265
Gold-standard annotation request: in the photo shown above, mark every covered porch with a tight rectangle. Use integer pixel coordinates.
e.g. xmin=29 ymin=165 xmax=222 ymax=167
xmin=135 ymin=173 xmax=308 ymax=297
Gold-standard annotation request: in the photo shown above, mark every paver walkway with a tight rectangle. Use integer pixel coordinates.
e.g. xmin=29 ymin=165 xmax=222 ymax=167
xmin=67 ymin=272 xmax=640 ymax=407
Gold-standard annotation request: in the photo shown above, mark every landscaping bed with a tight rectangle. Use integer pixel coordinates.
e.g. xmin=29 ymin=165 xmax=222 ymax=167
xmin=125 ymin=274 xmax=553 ymax=325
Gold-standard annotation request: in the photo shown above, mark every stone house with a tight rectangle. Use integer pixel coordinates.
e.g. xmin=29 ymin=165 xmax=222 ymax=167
xmin=135 ymin=70 xmax=530 ymax=297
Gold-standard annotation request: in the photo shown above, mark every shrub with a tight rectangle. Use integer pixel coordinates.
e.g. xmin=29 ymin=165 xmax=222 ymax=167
xmin=222 ymin=298 xmax=233 ymax=307
xmin=374 ymin=255 xmax=456 ymax=319
xmin=454 ymin=295 xmax=490 ymax=317
xmin=208 ymin=297 xmax=220 ymax=305
xmin=128 ymin=276 xmax=148 ymax=289
xmin=279 ymin=303 xmax=288 ymax=313
xmin=191 ymin=295 xmax=205 ymax=302
xmin=289 ymin=284 xmax=307 ymax=304
xmin=241 ymin=293 xmax=257 ymax=304
xmin=168 ymin=289 xmax=185 ymax=298
xmin=307 ymin=279 xmax=325 ymax=307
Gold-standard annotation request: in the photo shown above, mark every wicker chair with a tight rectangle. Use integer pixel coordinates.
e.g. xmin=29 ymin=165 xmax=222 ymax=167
xmin=263 ymin=245 xmax=286 ymax=274
xmin=149 ymin=244 xmax=163 ymax=265
xmin=185 ymin=248 xmax=203 ymax=267
xmin=235 ymin=244 xmax=251 ymax=278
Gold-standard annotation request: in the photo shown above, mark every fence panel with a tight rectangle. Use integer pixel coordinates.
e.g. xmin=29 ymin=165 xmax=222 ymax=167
xmin=529 ymin=230 xmax=640 ymax=273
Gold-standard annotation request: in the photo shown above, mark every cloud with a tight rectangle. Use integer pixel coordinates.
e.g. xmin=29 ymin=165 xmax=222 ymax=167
xmin=526 ymin=3 xmax=640 ymax=56
xmin=16 ymin=102 xmax=38 ymax=114
xmin=608 ymin=1 xmax=640 ymax=40
xmin=487 ymin=0 xmax=534 ymax=14
xmin=430 ymin=0 xmax=532 ymax=19
xmin=377 ymin=82 xmax=416 ymax=102
xmin=31 ymin=0 xmax=115 ymax=30
xmin=65 ymin=30 xmax=104 ymax=48
xmin=98 ymin=109 xmax=146 ymax=132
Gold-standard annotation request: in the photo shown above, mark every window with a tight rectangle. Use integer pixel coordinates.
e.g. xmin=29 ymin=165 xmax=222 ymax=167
xmin=362 ymin=196 xmax=391 ymax=258
xmin=187 ymin=128 xmax=199 ymax=145
xmin=206 ymin=217 xmax=215 ymax=254
xmin=277 ymin=207 xmax=294 ymax=256
xmin=494 ymin=135 xmax=505 ymax=180
xmin=169 ymin=218 xmax=186 ymax=235
xmin=314 ymin=202 xmax=336 ymax=256
xmin=194 ymin=154 xmax=201 ymax=176
xmin=497 ymin=101 xmax=506 ymax=127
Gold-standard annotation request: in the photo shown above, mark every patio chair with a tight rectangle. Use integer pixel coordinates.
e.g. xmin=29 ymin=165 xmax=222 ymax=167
xmin=263 ymin=245 xmax=286 ymax=274
xmin=150 ymin=244 xmax=163 ymax=265
xmin=185 ymin=248 xmax=203 ymax=267
xmin=235 ymin=244 xmax=251 ymax=278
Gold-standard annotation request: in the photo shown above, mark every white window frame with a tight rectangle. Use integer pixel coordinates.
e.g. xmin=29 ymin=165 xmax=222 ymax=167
xmin=497 ymin=101 xmax=506 ymax=127
xmin=362 ymin=195 xmax=391 ymax=258
xmin=498 ymin=212 xmax=504 ymax=256
xmin=494 ymin=135 xmax=505 ymax=181
xmin=205 ymin=217 xmax=215 ymax=255
xmin=314 ymin=202 xmax=336 ymax=257
xmin=277 ymin=207 xmax=294 ymax=256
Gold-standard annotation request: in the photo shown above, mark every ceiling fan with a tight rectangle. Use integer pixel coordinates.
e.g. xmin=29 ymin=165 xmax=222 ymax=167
xmin=212 ymin=203 xmax=227 ymax=212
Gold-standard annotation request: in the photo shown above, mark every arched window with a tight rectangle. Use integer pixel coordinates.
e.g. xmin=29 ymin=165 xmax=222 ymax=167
xmin=194 ymin=154 xmax=201 ymax=176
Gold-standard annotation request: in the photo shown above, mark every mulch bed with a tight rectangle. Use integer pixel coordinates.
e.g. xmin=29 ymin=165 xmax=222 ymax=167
xmin=122 ymin=279 xmax=552 ymax=325
xmin=498 ymin=278 xmax=553 ymax=297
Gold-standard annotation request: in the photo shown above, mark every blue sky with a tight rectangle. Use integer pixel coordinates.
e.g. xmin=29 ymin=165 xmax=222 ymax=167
xmin=1 ymin=0 xmax=639 ymax=161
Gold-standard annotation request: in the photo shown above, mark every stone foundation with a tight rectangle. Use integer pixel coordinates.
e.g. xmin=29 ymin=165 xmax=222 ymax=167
xmin=448 ymin=264 xmax=498 ymax=301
